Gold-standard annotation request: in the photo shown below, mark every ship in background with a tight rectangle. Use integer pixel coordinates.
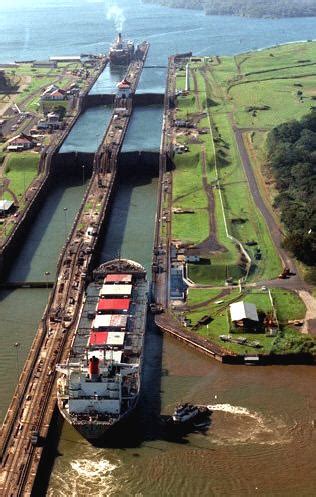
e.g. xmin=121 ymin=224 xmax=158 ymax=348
xmin=109 ymin=33 xmax=135 ymax=65
xmin=56 ymin=259 xmax=148 ymax=442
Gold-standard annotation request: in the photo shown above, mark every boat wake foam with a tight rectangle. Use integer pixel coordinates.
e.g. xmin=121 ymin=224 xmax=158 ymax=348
xmin=70 ymin=457 xmax=118 ymax=479
xmin=48 ymin=454 xmax=120 ymax=497
xmin=206 ymin=403 xmax=291 ymax=446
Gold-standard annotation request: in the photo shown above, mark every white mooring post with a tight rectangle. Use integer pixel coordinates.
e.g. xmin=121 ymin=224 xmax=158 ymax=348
xmin=185 ymin=63 xmax=190 ymax=92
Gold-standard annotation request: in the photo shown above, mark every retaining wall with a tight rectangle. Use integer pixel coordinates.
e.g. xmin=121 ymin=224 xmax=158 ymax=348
xmin=118 ymin=151 xmax=160 ymax=176
xmin=83 ymin=92 xmax=164 ymax=110
xmin=51 ymin=152 xmax=95 ymax=178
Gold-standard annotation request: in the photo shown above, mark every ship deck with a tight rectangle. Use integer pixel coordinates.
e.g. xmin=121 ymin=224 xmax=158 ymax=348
xmin=70 ymin=278 xmax=148 ymax=366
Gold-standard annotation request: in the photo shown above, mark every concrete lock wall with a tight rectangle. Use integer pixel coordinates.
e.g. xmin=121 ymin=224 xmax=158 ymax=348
xmin=0 ymin=152 xmax=95 ymax=278
xmin=51 ymin=152 xmax=95 ymax=178
xmin=118 ymin=151 xmax=160 ymax=176
xmin=0 ymin=174 xmax=53 ymax=278
xmin=82 ymin=93 xmax=164 ymax=110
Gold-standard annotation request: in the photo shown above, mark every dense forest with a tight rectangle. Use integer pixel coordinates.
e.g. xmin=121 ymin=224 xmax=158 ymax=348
xmin=143 ymin=0 xmax=316 ymax=18
xmin=266 ymin=112 xmax=316 ymax=266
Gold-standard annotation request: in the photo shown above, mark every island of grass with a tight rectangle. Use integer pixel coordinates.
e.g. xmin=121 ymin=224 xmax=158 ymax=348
xmin=174 ymin=287 xmax=315 ymax=357
xmin=4 ymin=152 xmax=39 ymax=198
xmin=0 ymin=152 xmax=40 ymax=239
xmin=144 ymin=0 xmax=316 ymax=19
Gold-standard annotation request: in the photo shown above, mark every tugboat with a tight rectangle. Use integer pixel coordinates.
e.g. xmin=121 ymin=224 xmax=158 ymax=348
xmin=163 ymin=404 xmax=212 ymax=437
xmin=172 ymin=403 xmax=200 ymax=423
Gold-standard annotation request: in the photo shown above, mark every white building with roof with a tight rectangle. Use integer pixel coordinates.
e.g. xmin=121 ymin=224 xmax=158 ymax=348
xmin=0 ymin=199 xmax=14 ymax=215
xmin=230 ymin=301 xmax=259 ymax=326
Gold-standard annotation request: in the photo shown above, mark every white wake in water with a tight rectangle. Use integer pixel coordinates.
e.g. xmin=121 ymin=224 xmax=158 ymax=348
xmin=70 ymin=457 xmax=118 ymax=479
xmin=48 ymin=454 xmax=121 ymax=497
xmin=206 ymin=403 xmax=291 ymax=446
xmin=208 ymin=403 xmax=267 ymax=425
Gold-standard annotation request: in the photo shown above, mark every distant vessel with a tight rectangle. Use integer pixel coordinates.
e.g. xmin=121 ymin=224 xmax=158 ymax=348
xmin=56 ymin=259 xmax=148 ymax=442
xmin=109 ymin=33 xmax=135 ymax=65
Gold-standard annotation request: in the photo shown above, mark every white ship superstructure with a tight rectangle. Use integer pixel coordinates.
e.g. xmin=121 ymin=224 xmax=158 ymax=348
xmin=56 ymin=259 xmax=148 ymax=442
xmin=109 ymin=33 xmax=135 ymax=65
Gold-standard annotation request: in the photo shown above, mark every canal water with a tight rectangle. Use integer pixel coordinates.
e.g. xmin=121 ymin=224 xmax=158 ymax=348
xmin=137 ymin=67 xmax=167 ymax=94
xmin=60 ymin=106 xmax=112 ymax=154
xmin=0 ymin=179 xmax=87 ymax=417
xmin=122 ymin=106 xmax=163 ymax=153
xmin=89 ymin=65 xmax=126 ymax=95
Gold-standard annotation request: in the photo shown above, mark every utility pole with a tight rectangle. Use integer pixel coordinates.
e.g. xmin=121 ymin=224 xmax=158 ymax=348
xmin=44 ymin=271 xmax=51 ymax=289
xmin=63 ymin=207 xmax=68 ymax=241
xmin=82 ymin=164 xmax=85 ymax=187
xmin=14 ymin=342 xmax=20 ymax=381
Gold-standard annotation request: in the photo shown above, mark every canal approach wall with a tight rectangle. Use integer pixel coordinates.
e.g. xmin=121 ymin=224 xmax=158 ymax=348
xmin=83 ymin=92 xmax=164 ymax=110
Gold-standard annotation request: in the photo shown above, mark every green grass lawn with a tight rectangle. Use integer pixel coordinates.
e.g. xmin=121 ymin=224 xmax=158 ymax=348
xmin=173 ymin=65 xmax=244 ymax=269
xmin=4 ymin=152 xmax=39 ymax=198
xmin=236 ymin=42 xmax=316 ymax=75
xmin=183 ymin=287 xmax=310 ymax=355
xmin=229 ymin=77 xmax=316 ymax=129
xmin=271 ymin=289 xmax=306 ymax=322
xmin=173 ymin=45 xmax=316 ymax=288
xmin=203 ymin=68 xmax=282 ymax=281
xmin=188 ymin=258 xmax=244 ymax=286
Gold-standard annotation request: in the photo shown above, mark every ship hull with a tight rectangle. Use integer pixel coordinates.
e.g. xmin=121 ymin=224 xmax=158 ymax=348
xmin=59 ymin=396 xmax=139 ymax=442
xmin=56 ymin=258 xmax=148 ymax=445
xmin=109 ymin=53 xmax=132 ymax=66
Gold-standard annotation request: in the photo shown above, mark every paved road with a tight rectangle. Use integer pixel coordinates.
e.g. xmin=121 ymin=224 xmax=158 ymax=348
xmin=231 ymin=120 xmax=311 ymax=291
xmin=228 ymin=118 xmax=316 ymax=333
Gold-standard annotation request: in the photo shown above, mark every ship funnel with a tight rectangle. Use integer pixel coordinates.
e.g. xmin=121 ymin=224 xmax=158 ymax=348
xmin=117 ymin=32 xmax=122 ymax=47
xmin=89 ymin=356 xmax=100 ymax=380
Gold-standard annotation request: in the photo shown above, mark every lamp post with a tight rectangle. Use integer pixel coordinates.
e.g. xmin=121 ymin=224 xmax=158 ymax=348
xmin=44 ymin=271 xmax=51 ymax=289
xmin=63 ymin=207 xmax=68 ymax=241
xmin=82 ymin=164 xmax=85 ymax=187
xmin=14 ymin=342 xmax=20 ymax=381
xmin=23 ymin=169 xmax=26 ymax=203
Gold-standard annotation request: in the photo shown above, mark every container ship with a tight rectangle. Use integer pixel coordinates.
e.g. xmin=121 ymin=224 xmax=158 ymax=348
xmin=56 ymin=259 xmax=148 ymax=442
xmin=109 ymin=33 xmax=135 ymax=65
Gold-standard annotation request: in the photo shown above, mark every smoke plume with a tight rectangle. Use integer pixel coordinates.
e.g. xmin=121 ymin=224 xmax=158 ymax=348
xmin=106 ymin=5 xmax=126 ymax=33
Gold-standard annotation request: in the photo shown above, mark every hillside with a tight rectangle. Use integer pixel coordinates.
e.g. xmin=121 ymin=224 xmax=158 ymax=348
xmin=143 ymin=0 xmax=316 ymax=18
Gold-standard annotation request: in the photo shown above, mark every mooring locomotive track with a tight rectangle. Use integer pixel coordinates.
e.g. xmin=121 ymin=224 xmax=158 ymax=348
xmin=0 ymin=42 xmax=149 ymax=497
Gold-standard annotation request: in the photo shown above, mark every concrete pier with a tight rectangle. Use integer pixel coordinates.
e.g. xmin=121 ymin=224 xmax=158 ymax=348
xmin=152 ymin=55 xmax=177 ymax=309
xmin=0 ymin=42 xmax=150 ymax=497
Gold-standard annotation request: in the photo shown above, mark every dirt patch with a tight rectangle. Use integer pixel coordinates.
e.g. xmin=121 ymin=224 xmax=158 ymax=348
xmin=195 ymin=147 xmax=226 ymax=253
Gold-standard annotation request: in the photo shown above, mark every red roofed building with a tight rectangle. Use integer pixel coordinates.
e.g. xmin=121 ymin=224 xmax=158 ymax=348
xmin=48 ymin=89 xmax=67 ymax=100
xmin=41 ymin=85 xmax=67 ymax=101
xmin=117 ymin=78 xmax=132 ymax=98
xmin=7 ymin=133 xmax=36 ymax=151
